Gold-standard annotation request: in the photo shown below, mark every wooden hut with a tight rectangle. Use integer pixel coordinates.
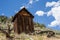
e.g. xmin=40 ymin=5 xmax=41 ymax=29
xmin=12 ymin=8 xmax=34 ymax=34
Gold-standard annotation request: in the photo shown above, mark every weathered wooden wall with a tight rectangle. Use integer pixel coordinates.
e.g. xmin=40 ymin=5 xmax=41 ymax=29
xmin=13 ymin=8 xmax=34 ymax=34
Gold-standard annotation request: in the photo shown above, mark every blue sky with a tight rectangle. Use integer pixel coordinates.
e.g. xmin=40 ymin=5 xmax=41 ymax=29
xmin=0 ymin=0 xmax=60 ymax=30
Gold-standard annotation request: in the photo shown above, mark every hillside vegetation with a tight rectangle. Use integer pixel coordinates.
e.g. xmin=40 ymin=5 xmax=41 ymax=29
xmin=0 ymin=16 xmax=60 ymax=40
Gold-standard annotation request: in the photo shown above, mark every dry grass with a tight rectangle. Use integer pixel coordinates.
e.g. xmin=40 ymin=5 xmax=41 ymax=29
xmin=0 ymin=33 xmax=60 ymax=40
xmin=0 ymin=33 xmax=6 ymax=40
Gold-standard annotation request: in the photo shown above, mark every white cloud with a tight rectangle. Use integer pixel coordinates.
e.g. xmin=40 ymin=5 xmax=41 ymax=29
xmin=20 ymin=0 xmax=39 ymax=9
xmin=46 ymin=0 xmax=60 ymax=7
xmin=29 ymin=0 xmax=33 ymax=4
xmin=46 ymin=0 xmax=60 ymax=27
xmin=54 ymin=0 xmax=60 ymax=7
xmin=47 ymin=11 xmax=52 ymax=16
xmin=48 ymin=20 xmax=60 ymax=27
xmin=47 ymin=6 xmax=60 ymax=27
xmin=20 ymin=0 xmax=33 ymax=9
xmin=35 ymin=0 xmax=60 ymax=27
xmin=46 ymin=1 xmax=56 ymax=7
xmin=35 ymin=11 xmax=45 ymax=16
xmin=29 ymin=0 xmax=39 ymax=4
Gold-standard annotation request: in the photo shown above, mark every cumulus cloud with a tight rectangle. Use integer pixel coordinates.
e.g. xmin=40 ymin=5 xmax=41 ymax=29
xmin=46 ymin=0 xmax=60 ymax=27
xmin=46 ymin=0 xmax=60 ymax=7
xmin=46 ymin=1 xmax=56 ymax=7
xmin=36 ymin=0 xmax=60 ymax=27
xmin=47 ymin=6 xmax=60 ymax=27
xmin=48 ymin=20 xmax=60 ymax=27
xmin=35 ymin=11 xmax=45 ymax=16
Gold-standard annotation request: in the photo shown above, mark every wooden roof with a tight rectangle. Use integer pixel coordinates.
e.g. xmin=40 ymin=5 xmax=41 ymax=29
xmin=12 ymin=8 xmax=34 ymax=22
